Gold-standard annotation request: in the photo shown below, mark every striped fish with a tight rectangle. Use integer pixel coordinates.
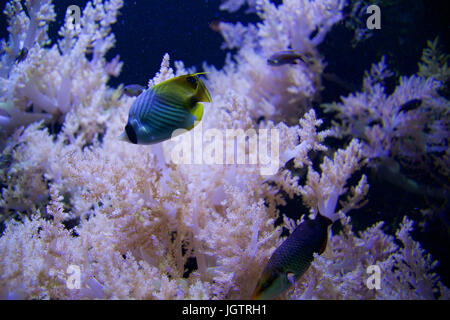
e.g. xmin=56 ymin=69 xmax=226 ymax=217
xmin=119 ymin=73 xmax=211 ymax=145
xmin=251 ymin=214 xmax=332 ymax=300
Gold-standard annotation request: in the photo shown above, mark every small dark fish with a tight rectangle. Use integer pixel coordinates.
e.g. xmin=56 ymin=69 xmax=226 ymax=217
xmin=376 ymin=158 xmax=448 ymax=200
xmin=123 ymin=84 xmax=146 ymax=97
xmin=251 ymin=214 xmax=332 ymax=300
xmin=15 ymin=47 xmax=28 ymax=63
xmin=399 ymin=99 xmax=422 ymax=112
xmin=267 ymin=50 xmax=306 ymax=66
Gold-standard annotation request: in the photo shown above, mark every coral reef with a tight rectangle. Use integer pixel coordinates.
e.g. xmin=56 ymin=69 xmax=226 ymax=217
xmin=207 ymin=0 xmax=345 ymax=124
xmin=323 ymin=56 xmax=448 ymax=164
xmin=0 ymin=0 xmax=123 ymax=135
xmin=0 ymin=0 xmax=448 ymax=300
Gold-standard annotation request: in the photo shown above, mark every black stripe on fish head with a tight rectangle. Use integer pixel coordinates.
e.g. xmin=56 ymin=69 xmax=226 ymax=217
xmin=185 ymin=76 xmax=199 ymax=107
xmin=186 ymin=75 xmax=198 ymax=89
xmin=125 ymin=123 xmax=138 ymax=144
xmin=186 ymin=75 xmax=197 ymax=84
xmin=188 ymin=96 xmax=199 ymax=109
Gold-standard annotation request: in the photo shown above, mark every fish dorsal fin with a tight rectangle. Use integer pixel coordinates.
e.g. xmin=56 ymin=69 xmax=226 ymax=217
xmin=153 ymin=73 xmax=211 ymax=104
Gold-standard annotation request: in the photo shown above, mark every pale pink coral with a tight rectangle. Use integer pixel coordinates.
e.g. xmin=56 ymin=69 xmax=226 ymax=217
xmin=0 ymin=0 xmax=123 ymax=134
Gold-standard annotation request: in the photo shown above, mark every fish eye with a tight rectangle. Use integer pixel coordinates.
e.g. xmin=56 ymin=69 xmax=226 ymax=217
xmin=125 ymin=123 xmax=138 ymax=144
